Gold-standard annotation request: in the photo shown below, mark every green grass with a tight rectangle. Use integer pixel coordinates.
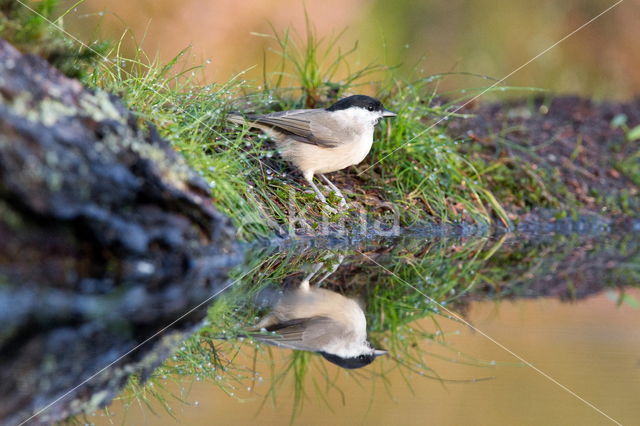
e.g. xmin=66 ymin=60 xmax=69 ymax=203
xmin=72 ymin=14 xmax=516 ymax=240
xmin=15 ymin=3 xmax=589 ymax=240
xmin=466 ymin=127 xmax=566 ymax=213
xmin=7 ymin=1 xmax=639 ymax=240
xmin=0 ymin=0 xmax=108 ymax=78
xmin=9 ymin=2 xmax=640 ymax=423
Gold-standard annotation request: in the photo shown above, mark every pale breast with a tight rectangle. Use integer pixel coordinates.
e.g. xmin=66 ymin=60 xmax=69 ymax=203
xmin=278 ymin=127 xmax=374 ymax=175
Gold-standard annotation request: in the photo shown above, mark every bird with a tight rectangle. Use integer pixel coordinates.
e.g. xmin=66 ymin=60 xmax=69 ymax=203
xmin=228 ymin=95 xmax=397 ymax=207
xmin=248 ymin=265 xmax=387 ymax=369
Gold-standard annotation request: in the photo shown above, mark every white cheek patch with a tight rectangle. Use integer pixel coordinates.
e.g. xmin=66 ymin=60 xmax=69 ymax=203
xmin=333 ymin=108 xmax=380 ymax=126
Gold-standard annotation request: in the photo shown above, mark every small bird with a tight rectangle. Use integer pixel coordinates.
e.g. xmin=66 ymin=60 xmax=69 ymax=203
xmin=249 ymin=274 xmax=387 ymax=369
xmin=228 ymin=95 xmax=397 ymax=207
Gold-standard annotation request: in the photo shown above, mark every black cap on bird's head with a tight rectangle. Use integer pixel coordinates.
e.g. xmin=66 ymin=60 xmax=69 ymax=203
xmin=326 ymin=95 xmax=397 ymax=117
xmin=319 ymin=349 xmax=388 ymax=369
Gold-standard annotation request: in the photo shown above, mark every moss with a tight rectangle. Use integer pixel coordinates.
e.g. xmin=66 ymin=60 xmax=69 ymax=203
xmin=476 ymin=158 xmax=563 ymax=211
xmin=616 ymin=151 xmax=640 ymax=186
xmin=0 ymin=199 xmax=24 ymax=230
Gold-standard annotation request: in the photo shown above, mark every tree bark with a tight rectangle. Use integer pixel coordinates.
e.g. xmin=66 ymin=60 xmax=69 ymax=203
xmin=0 ymin=38 xmax=242 ymax=424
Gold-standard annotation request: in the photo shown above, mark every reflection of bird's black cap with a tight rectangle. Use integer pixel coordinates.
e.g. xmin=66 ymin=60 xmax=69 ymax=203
xmin=320 ymin=352 xmax=377 ymax=369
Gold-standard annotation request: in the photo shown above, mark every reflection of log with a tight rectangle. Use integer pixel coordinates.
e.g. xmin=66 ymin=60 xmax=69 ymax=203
xmin=0 ymin=38 xmax=242 ymax=424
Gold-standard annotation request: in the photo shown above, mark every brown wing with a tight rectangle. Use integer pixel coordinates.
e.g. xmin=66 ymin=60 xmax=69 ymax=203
xmin=246 ymin=110 xmax=342 ymax=148
xmin=250 ymin=316 xmax=341 ymax=352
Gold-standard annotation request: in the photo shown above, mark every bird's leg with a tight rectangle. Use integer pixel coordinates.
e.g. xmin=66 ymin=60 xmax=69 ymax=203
xmin=319 ymin=174 xmax=347 ymax=207
xmin=303 ymin=173 xmax=326 ymax=203
xmin=314 ymin=254 xmax=344 ymax=287
xmin=302 ymin=173 xmax=338 ymax=213
xmin=300 ymin=262 xmax=324 ymax=291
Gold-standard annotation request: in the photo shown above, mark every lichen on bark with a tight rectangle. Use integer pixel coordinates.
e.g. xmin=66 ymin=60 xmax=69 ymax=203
xmin=0 ymin=38 xmax=242 ymax=425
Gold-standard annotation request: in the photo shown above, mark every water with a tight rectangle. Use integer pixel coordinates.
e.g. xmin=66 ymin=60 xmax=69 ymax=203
xmin=4 ymin=225 xmax=640 ymax=425
xmin=100 ymin=292 xmax=640 ymax=425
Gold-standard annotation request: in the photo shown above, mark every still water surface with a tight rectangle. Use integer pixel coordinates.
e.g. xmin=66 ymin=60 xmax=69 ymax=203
xmin=97 ymin=290 xmax=640 ymax=425
xmin=90 ymin=227 xmax=640 ymax=426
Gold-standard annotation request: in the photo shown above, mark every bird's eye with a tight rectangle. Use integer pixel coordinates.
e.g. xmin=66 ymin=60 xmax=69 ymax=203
xmin=367 ymin=106 xmax=375 ymax=112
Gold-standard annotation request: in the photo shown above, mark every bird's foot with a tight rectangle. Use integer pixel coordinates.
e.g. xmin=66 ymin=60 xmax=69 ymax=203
xmin=319 ymin=174 xmax=349 ymax=209
xmin=321 ymin=203 xmax=338 ymax=215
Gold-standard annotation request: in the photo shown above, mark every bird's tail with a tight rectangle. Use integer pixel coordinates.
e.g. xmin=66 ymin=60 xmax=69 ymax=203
xmin=227 ymin=113 xmax=246 ymax=126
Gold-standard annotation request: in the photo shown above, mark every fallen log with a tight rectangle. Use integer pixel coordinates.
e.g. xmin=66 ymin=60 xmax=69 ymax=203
xmin=0 ymin=38 xmax=242 ymax=424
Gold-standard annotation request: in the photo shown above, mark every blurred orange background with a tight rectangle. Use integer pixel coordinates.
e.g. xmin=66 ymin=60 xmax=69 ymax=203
xmin=64 ymin=0 xmax=640 ymax=98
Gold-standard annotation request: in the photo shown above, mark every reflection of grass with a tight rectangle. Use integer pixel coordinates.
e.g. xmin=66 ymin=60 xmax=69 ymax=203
xmin=93 ymin=238 xmax=499 ymax=422
xmin=99 ymin=230 xmax=640 ymax=422
xmin=362 ymin=237 xmax=501 ymax=329
xmin=116 ymin=237 xmax=507 ymax=420
xmin=475 ymin=232 xmax=640 ymax=299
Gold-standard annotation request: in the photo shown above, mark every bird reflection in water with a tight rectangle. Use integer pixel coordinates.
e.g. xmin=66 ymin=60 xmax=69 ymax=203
xmin=248 ymin=256 xmax=387 ymax=369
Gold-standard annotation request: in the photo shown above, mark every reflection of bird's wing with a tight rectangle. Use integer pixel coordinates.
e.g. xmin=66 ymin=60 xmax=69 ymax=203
xmin=244 ymin=110 xmax=342 ymax=148
xmin=250 ymin=316 xmax=342 ymax=352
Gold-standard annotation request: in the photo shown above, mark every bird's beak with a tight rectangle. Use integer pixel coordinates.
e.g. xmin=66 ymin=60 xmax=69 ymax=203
xmin=373 ymin=349 xmax=388 ymax=357
xmin=382 ymin=109 xmax=397 ymax=118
